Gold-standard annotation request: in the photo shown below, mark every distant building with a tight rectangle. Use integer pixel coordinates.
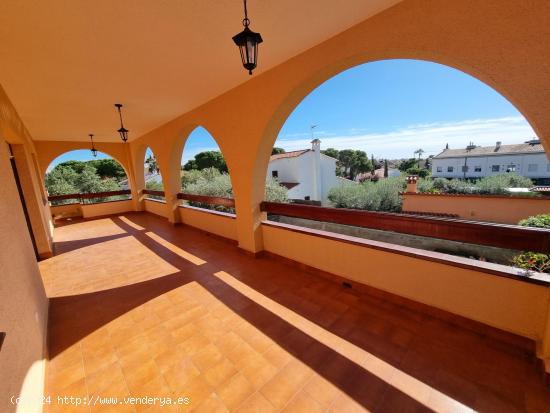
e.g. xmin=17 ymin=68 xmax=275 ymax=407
xmin=431 ymin=139 xmax=549 ymax=184
xmin=266 ymin=139 xmax=353 ymax=204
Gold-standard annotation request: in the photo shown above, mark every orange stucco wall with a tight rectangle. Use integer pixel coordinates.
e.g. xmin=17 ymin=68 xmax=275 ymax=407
xmin=403 ymin=193 xmax=550 ymax=224
xmin=261 ymin=223 xmax=550 ymax=342
xmin=179 ymin=206 xmax=238 ymax=241
xmin=0 ymin=86 xmax=48 ymax=413
xmin=81 ymin=200 xmax=134 ymax=219
xmin=144 ymin=199 xmax=168 ymax=217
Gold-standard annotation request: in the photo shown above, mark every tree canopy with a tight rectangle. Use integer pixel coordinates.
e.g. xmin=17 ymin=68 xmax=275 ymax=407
xmin=183 ymin=150 xmax=228 ymax=172
xmin=271 ymin=147 xmax=286 ymax=155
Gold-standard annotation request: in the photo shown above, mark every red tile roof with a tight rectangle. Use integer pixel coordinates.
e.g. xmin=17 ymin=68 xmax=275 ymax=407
xmin=270 ymin=149 xmax=309 ymax=161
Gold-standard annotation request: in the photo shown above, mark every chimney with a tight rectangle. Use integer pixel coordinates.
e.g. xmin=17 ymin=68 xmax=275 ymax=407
xmin=406 ymin=175 xmax=419 ymax=193
xmin=311 ymin=139 xmax=321 ymax=201
xmin=311 ymin=138 xmax=321 ymax=152
xmin=495 ymin=141 xmax=502 ymax=152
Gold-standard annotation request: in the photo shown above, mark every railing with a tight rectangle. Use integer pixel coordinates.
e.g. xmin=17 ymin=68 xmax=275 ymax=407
xmin=177 ymin=193 xmax=235 ymax=208
xmin=142 ymin=189 xmax=165 ymax=198
xmin=48 ymin=190 xmax=131 ymax=203
xmin=260 ymin=201 xmax=550 ymax=253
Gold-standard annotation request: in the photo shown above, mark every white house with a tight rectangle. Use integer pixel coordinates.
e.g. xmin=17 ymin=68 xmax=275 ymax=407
xmin=267 ymin=139 xmax=352 ymax=204
xmin=431 ymin=139 xmax=550 ymax=184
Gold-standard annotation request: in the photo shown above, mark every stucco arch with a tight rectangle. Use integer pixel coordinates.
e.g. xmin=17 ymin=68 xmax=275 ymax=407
xmin=35 ymin=140 xmax=133 ymax=182
xmin=250 ymin=54 xmax=543 ymax=213
xmin=175 ymin=125 xmax=235 ymax=184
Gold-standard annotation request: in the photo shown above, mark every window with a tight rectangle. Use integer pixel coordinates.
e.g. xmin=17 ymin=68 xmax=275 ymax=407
xmin=462 ymin=165 xmax=469 ymax=172
xmin=436 ymin=166 xmax=442 ymax=172
xmin=528 ymin=164 xmax=538 ymax=172
xmin=506 ymin=164 xmax=516 ymax=172
xmin=447 ymin=166 xmax=454 ymax=172
xmin=474 ymin=166 xmax=482 ymax=172
xmin=271 ymin=170 xmax=278 ymax=178
xmin=304 ymin=196 xmax=310 ymax=201
xmin=492 ymin=165 xmax=500 ymax=172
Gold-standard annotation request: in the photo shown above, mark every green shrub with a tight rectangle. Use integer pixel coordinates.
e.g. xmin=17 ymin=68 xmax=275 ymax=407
xmin=328 ymin=177 xmax=405 ymax=212
xmin=475 ymin=173 xmax=533 ymax=195
xmin=181 ymin=168 xmax=288 ymax=211
xmin=405 ymin=167 xmax=430 ymax=178
xmin=518 ymin=214 xmax=550 ymax=228
xmin=512 ymin=213 xmax=550 ymax=274
xmin=511 ymin=252 xmax=550 ymax=274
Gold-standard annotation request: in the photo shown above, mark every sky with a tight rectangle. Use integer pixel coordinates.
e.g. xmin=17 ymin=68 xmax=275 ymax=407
xmin=48 ymin=59 xmax=537 ymax=170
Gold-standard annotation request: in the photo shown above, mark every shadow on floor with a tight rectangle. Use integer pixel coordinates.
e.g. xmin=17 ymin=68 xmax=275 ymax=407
xmin=46 ymin=212 xmax=550 ymax=412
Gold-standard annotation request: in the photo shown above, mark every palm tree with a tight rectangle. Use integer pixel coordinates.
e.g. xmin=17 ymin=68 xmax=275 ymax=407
xmin=145 ymin=155 xmax=159 ymax=174
xmin=414 ymin=148 xmax=425 ymax=168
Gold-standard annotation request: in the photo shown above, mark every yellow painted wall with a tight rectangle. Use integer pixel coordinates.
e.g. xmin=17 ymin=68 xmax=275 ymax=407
xmin=144 ymin=199 xmax=168 ymax=217
xmin=403 ymin=194 xmax=550 ymax=224
xmin=0 ymin=91 xmax=48 ymax=412
xmin=49 ymin=203 xmax=82 ymax=219
xmin=179 ymin=206 xmax=238 ymax=241
xmin=81 ymin=200 xmax=135 ymax=219
xmin=262 ymin=223 xmax=550 ymax=342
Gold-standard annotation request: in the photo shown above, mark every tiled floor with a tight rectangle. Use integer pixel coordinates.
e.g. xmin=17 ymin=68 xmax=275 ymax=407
xmin=40 ymin=212 xmax=550 ymax=412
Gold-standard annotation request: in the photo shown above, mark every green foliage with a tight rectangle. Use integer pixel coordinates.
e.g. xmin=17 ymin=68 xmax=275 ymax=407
xmin=321 ymin=148 xmax=339 ymax=159
xmin=54 ymin=159 xmax=126 ymax=180
xmin=519 ymin=214 xmax=550 ymax=228
xmin=513 ymin=214 xmax=550 ymax=274
xmin=183 ymin=151 xmax=227 ymax=173
xmin=421 ymin=173 xmax=534 ymax=195
xmin=336 ymin=149 xmax=372 ymax=180
xmin=416 ymin=178 xmax=440 ymax=193
xmin=405 ymin=167 xmax=430 ymax=178
xmin=271 ymin=147 xmax=286 ymax=155
xmin=265 ymin=178 xmax=288 ymax=203
xmin=398 ymin=158 xmax=418 ymax=172
xmin=145 ymin=155 xmax=159 ymax=174
xmin=45 ymin=159 xmax=126 ymax=205
xmin=181 ymin=168 xmax=288 ymax=212
xmin=511 ymin=252 xmax=550 ymax=274
xmin=328 ymin=177 xmax=405 ymax=212
xmin=475 ymin=173 xmax=533 ymax=194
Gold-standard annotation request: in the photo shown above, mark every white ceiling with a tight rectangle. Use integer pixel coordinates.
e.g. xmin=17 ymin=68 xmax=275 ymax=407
xmin=0 ymin=0 xmax=400 ymax=142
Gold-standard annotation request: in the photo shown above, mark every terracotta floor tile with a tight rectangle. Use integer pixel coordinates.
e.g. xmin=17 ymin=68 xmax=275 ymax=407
xmin=189 ymin=393 xmax=229 ymax=413
xmin=162 ymin=359 xmax=201 ymax=393
xmin=202 ymin=358 xmax=238 ymax=388
xmin=234 ymin=392 xmax=277 ymax=413
xmin=281 ymin=390 xmax=325 ymax=413
xmin=42 ymin=212 xmax=550 ymax=413
xmin=302 ymin=373 xmax=342 ymax=408
xmin=216 ymin=372 xmax=255 ymax=410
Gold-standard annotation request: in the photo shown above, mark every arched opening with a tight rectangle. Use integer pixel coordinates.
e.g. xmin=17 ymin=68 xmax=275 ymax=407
xmin=45 ymin=149 xmax=130 ymax=206
xmin=264 ymin=59 xmax=546 ymax=270
xmin=179 ymin=126 xmax=235 ymax=212
xmin=143 ymin=147 xmax=164 ymax=200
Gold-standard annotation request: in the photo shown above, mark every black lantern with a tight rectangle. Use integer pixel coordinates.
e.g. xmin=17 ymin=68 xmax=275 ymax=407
xmin=89 ymin=134 xmax=98 ymax=157
xmin=114 ymin=103 xmax=129 ymax=143
xmin=232 ymin=0 xmax=263 ymax=75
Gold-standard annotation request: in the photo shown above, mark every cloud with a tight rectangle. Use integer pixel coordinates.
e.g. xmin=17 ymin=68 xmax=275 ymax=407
xmin=275 ymin=116 xmax=536 ymax=158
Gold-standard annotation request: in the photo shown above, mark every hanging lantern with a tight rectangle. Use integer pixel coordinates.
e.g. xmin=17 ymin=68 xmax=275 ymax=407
xmin=232 ymin=0 xmax=263 ymax=75
xmin=89 ymin=134 xmax=98 ymax=157
xmin=114 ymin=103 xmax=129 ymax=142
